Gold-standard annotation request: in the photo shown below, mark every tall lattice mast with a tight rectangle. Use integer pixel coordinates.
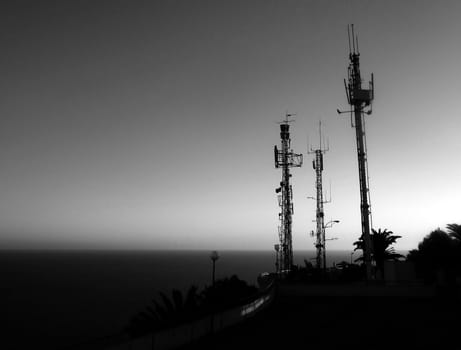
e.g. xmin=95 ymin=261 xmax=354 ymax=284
xmin=274 ymin=113 xmax=303 ymax=272
xmin=338 ymin=24 xmax=374 ymax=280
xmin=308 ymin=121 xmax=329 ymax=270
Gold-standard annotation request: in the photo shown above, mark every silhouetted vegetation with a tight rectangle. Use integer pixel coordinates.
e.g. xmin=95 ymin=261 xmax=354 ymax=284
xmin=354 ymin=228 xmax=404 ymax=277
xmin=201 ymin=275 xmax=258 ymax=310
xmin=282 ymin=259 xmax=321 ymax=282
xmin=125 ymin=275 xmax=258 ymax=337
xmin=333 ymin=261 xmax=364 ymax=282
xmin=406 ymin=225 xmax=461 ymax=285
xmin=126 ymin=285 xmax=201 ymax=337
xmin=285 ymin=259 xmax=364 ymax=283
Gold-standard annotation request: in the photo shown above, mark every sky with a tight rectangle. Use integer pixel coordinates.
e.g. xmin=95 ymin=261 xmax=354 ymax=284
xmin=1 ymin=0 xmax=460 ymax=251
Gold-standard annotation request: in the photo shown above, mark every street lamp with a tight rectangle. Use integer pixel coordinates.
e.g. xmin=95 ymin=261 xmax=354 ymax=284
xmin=324 ymin=220 xmax=340 ymax=229
xmin=322 ymin=220 xmax=340 ymax=270
xmin=210 ymin=251 xmax=219 ymax=287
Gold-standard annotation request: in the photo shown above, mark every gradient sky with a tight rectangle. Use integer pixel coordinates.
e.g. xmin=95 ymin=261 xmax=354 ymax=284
xmin=1 ymin=0 xmax=460 ymax=251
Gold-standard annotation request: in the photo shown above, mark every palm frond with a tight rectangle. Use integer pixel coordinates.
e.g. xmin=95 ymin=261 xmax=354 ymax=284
xmin=152 ymin=299 xmax=168 ymax=320
xmin=447 ymin=223 xmax=461 ymax=241
xmin=171 ymin=289 xmax=184 ymax=310
xmin=158 ymin=291 xmax=175 ymax=314
xmin=184 ymin=285 xmax=199 ymax=309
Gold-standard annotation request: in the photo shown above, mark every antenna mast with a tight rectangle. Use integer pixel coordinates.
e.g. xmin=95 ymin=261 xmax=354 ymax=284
xmin=339 ymin=24 xmax=375 ymax=280
xmin=308 ymin=121 xmax=330 ymax=271
xmin=274 ymin=113 xmax=303 ymax=273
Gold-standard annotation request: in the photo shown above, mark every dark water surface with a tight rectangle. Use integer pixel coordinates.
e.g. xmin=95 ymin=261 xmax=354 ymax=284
xmin=2 ymin=249 xmax=351 ymax=349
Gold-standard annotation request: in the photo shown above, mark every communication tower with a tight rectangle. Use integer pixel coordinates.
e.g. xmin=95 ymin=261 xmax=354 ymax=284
xmin=308 ymin=122 xmax=329 ymax=270
xmin=274 ymin=113 xmax=303 ymax=272
xmin=338 ymin=24 xmax=375 ymax=280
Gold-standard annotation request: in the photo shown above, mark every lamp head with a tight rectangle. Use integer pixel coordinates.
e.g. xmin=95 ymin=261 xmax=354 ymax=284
xmin=210 ymin=251 xmax=219 ymax=261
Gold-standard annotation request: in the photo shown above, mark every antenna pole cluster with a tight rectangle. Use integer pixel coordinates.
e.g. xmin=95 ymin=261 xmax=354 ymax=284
xmin=269 ymin=26 xmax=375 ymax=281
xmin=308 ymin=121 xmax=330 ymax=270
xmin=341 ymin=24 xmax=375 ymax=281
xmin=274 ymin=113 xmax=303 ymax=273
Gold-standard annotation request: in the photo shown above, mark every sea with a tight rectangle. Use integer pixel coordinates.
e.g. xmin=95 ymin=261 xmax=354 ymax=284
xmin=2 ymin=249 xmax=356 ymax=349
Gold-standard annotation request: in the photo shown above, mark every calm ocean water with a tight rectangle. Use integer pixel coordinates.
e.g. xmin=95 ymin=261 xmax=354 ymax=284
xmin=2 ymin=249 xmax=355 ymax=349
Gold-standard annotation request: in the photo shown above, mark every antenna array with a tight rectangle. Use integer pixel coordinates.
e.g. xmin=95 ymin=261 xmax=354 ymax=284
xmin=308 ymin=121 xmax=330 ymax=270
xmin=274 ymin=113 xmax=303 ymax=273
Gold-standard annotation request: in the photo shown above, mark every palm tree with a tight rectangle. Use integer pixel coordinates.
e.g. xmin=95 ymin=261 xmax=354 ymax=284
xmin=126 ymin=285 xmax=200 ymax=337
xmin=447 ymin=223 xmax=461 ymax=241
xmin=353 ymin=228 xmax=404 ymax=276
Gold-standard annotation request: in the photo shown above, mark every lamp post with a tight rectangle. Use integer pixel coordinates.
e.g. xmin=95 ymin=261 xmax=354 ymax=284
xmin=322 ymin=220 xmax=340 ymax=270
xmin=209 ymin=250 xmax=220 ymax=333
xmin=210 ymin=251 xmax=219 ymax=287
